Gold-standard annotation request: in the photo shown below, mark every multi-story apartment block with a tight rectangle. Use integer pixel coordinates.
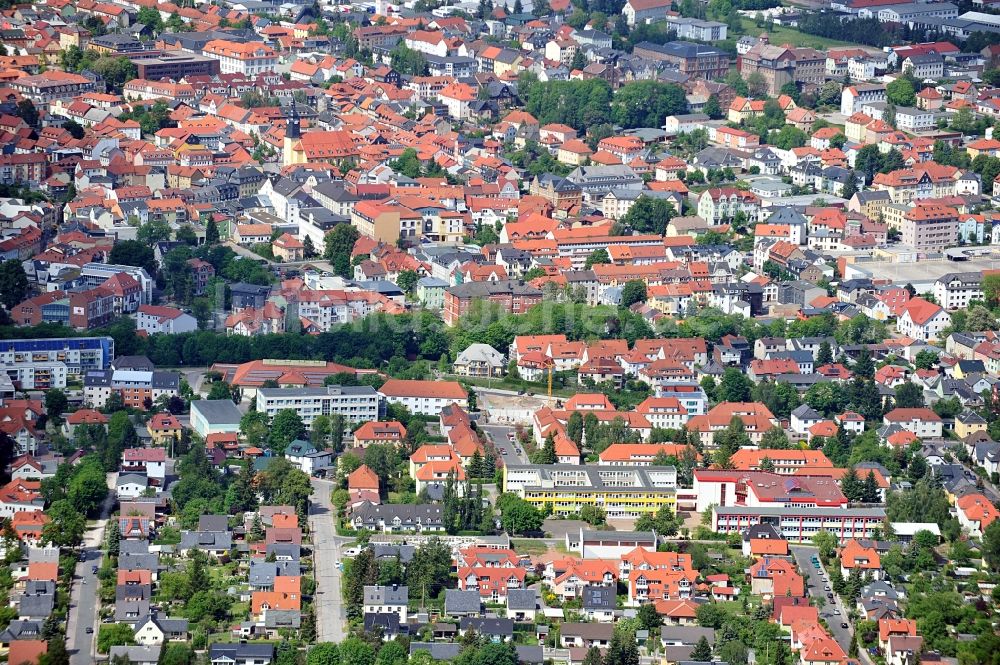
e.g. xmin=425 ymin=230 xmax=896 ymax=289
xmin=84 ymin=369 xmax=180 ymax=410
xmin=378 ymin=379 xmax=468 ymax=416
xmin=134 ymin=53 xmax=220 ymax=80
xmin=712 ymin=506 xmax=886 ymax=543
xmin=697 ymin=188 xmax=761 ymax=225
xmin=669 ymin=17 xmax=728 ymax=41
xmin=202 ymin=40 xmax=278 ymax=76
xmin=79 ymin=263 xmax=154 ymax=303
xmin=444 ymin=281 xmax=543 ymax=326
xmin=256 ymin=385 xmax=382 ymax=427
xmin=0 ymin=153 xmax=46 ymax=187
xmin=502 ymin=464 xmax=678 ymax=518
xmin=9 ymin=70 xmax=96 ymax=106
xmin=0 ymin=337 xmax=113 ymax=374
xmin=901 ymin=204 xmax=958 ymax=251
xmin=841 ymin=83 xmax=886 ymax=116
xmin=632 ymin=41 xmax=730 ymax=79
xmin=872 ymin=164 xmax=961 ymax=203
xmin=2 ymin=362 xmax=67 ymax=390
xmin=933 ymin=272 xmax=983 ymax=310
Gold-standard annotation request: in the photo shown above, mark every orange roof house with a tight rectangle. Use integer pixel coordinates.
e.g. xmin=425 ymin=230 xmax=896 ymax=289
xmin=348 ymin=464 xmax=380 ymax=493
xmin=840 ymin=539 xmax=882 ymax=579
xmin=8 ymin=640 xmax=47 ymax=665
xmin=957 ymin=492 xmax=999 ymax=536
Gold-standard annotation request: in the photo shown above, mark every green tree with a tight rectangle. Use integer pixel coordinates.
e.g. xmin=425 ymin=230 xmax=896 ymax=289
xmin=536 ymin=433 xmax=557 ymax=464
xmin=620 ymin=280 xmax=647 ymax=308
xmin=108 ymin=240 xmax=156 ymax=275
xmin=886 ymin=77 xmax=916 ymax=106
xmin=812 ymin=530 xmax=838 ymax=559
xmin=718 ymin=367 xmax=753 ymax=402
xmin=45 ymin=389 xmax=68 ymax=422
xmin=582 ymin=647 xmax=603 ymax=665
xmin=690 ymin=636 xmax=712 ymax=661
xmin=703 ymin=94 xmax=722 ymax=119
xmin=496 ymin=493 xmax=543 ymax=534
xmin=852 ymin=347 xmax=875 ymax=378
xmin=137 ymin=219 xmax=172 ymax=246
xmin=136 ymin=5 xmax=165 ymax=32
xmin=840 ymin=467 xmax=863 ymax=501
xmin=268 ymin=409 xmax=306 ymax=453
xmin=914 ymin=349 xmax=939 ymax=369
xmin=16 ymin=99 xmax=38 ymax=127
xmin=0 ymin=259 xmax=29 ymax=309
xmin=205 ymin=218 xmax=220 ymax=244
xmin=396 ymin=269 xmax=419 ymax=294
xmin=97 ymin=623 xmax=135 ymax=653
xmin=308 ymin=643 xmax=340 ymax=665
xmin=42 ymin=500 xmax=86 ymax=547
xmin=618 ymin=195 xmax=675 ymax=235
xmin=894 ymin=382 xmax=925 ymax=409
xmin=585 ymin=248 xmax=610 ymax=268
xmin=324 ymin=224 xmax=361 ymax=278
xmin=861 ymin=470 xmax=880 ymax=503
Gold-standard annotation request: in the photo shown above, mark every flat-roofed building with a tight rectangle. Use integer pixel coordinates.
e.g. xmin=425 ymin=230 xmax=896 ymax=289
xmin=712 ymin=505 xmax=887 ymax=543
xmin=256 ymin=386 xmax=382 ymax=427
xmin=503 ymin=464 xmax=677 ymax=519
xmin=134 ymin=53 xmax=221 ymax=80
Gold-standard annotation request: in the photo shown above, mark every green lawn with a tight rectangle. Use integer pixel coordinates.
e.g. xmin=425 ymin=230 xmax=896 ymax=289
xmin=739 ymin=19 xmax=855 ymax=48
xmin=511 ymin=539 xmax=551 ymax=555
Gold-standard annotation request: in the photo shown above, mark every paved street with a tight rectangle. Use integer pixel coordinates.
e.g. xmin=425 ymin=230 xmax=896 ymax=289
xmin=790 ymin=545 xmax=852 ymax=650
xmin=480 ymin=423 xmax=529 ymax=467
xmin=309 ymin=478 xmax=350 ymax=643
xmin=67 ymin=472 xmax=117 ymax=665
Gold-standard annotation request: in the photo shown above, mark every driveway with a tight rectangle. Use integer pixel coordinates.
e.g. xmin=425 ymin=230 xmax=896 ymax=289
xmin=66 ymin=472 xmax=117 ymax=665
xmin=790 ymin=545 xmax=852 ymax=650
xmin=309 ymin=478 xmax=352 ymax=643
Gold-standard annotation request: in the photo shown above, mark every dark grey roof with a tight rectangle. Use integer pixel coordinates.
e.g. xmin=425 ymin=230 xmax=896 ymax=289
xmin=506 ymin=589 xmax=538 ymax=611
xmin=364 ymin=584 xmax=408 ymax=606
xmin=115 ymin=600 xmax=151 ymax=623
xmin=179 ymin=530 xmax=232 ymax=551
xmin=371 ymin=543 xmax=416 ymax=564
xmin=249 ymin=561 xmax=277 ymax=586
xmin=660 ymin=626 xmax=715 ymax=645
xmin=209 ymin=643 xmax=275 ymax=660
xmin=410 ymin=643 xmax=461 ymax=660
xmin=364 ymin=612 xmax=402 ymax=634
xmin=582 ymin=585 xmax=615 ymax=610
xmin=516 ymin=646 xmax=544 ymax=665
xmin=460 ymin=617 xmax=514 ymax=636
xmin=18 ymin=593 xmax=54 ymax=618
xmin=190 ymin=399 xmax=243 ymax=424
xmin=265 ymin=609 xmax=301 ymax=629
xmin=198 ymin=515 xmax=230 ymax=532
xmin=445 ymin=588 xmax=482 ymax=615
xmin=351 ymin=502 xmax=445 ymax=528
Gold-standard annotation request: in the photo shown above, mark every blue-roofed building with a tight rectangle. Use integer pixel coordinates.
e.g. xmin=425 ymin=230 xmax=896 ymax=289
xmin=0 ymin=336 xmax=114 ymax=373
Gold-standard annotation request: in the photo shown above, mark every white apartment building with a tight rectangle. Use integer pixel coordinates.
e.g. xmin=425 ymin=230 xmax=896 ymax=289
xmin=202 ymin=40 xmax=278 ymax=76
xmin=1 ymin=361 xmax=67 ymax=390
xmin=378 ymin=379 xmax=469 ymax=416
xmin=256 ymin=385 xmax=381 ymax=427
xmin=933 ymin=272 xmax=983 ymax=310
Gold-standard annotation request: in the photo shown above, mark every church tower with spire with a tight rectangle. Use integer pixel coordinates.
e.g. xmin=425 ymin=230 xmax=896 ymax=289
xmin=283 ymin=103 xmax=301 ymax=167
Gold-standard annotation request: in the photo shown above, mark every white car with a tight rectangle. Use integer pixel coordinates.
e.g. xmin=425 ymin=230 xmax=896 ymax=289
xmin=342 ymin=547 xmax=361 ymax=557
